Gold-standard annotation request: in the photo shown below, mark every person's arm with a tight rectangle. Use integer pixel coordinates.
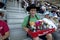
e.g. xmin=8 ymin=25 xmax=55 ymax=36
xmin=2 ymin=21 xmax=10 ymax=40
xmin=2 ymin=31 xmax=10 ymax=40
xmin=23 ymin=27 xmax=29 ymax=32
xmin=22 ymin=16 xmax=29 ymax=32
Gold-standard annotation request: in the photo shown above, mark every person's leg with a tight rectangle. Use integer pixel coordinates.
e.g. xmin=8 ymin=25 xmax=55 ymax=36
xmin=33 ymin=37 xmax=40 ymax=40
xmin=52 ymin=31 xmax=60 ymax=40
xmin=4 ymin=38 xmax=9 ymax=40
xmin=39 ymin=35 xmax=47 ymax=40
xmin=46 ymin=33 xmax=52 ymax=40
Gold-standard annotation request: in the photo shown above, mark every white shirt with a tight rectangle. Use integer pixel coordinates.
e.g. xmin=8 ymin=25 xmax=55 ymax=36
xmin=42 ymin=18 xmax=57 ymax=30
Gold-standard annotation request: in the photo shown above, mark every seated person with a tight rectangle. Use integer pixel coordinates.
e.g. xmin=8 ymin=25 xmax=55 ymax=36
xmin=58 ymin=20 xmax=60 ymax=29
xmin=42 ymin=11 xmax=57 ymax=40
xmin=51 ymin=15 xmax=58 ymax=26
xmin=0 ymin=10 xmax=10 ymax=40
xmin=52 ymin=20 xmax=60 ymax=40
xmin=50 ymin=9 xmax=58 ymax=17
xmin=39 ymin=6 xmax=46 ymax=14
xmin=56 ymin=10 xmax=60 ymax=17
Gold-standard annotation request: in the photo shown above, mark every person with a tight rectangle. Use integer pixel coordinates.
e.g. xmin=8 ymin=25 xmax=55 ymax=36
xmin=2 ymin=0 xmax=7 ymax=9
xmin=42 ymin=11 xmax=57 ymax=40
xmin=21 ymin=0 xmax=25 ymax=8
xmin=51 ymin=15 xmax=58 ymax=26
xmin=17 ymin=0 xmax=19 ymax=3
xmin=17 ymin=0 xmax=19 ymax=5
xmin=22 ymin=4 xmax=40 ymax=40
xmin=22 ymin=4 xmax=48 ymax=40
xmin=50 ymin=9 xmax=58 ymax=25
xmin=56 ymin=9 xmax=60 ymax=17
xmin=58 ymin=20 xmax=60 ymax=29
xmin=52 ymin=20 xmax=60 ymax=40
xmin=50 ymin=9 xmax=58 ymax=17
xmin=39 ymin=6 xmax=46 ymax=14
xmin=36 ymin=1 xmax=41 ymax=7
xmin=56 ymin=9 xmax=60 ymax=22
xmin=22 ymin=0 xmax=29 ymax=8
xmin=0 ymin=9 xmax=10 ymax=40
xmin=31 ymin=0 xmax=35 ymax=4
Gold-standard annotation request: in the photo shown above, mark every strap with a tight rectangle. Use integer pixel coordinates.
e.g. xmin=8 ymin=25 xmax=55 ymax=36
xmin=26 ymin=15 xmax=39 ymax=28
xmin=35 ymin=15 xmax=39 ymax=20
xmin=26 ymin=15 xmax=30 ymax=28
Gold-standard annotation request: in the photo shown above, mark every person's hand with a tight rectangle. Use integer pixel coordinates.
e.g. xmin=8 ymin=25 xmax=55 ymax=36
xmin=25 ymin=28 xmax=29 ymax=32
xmin=24 ymin=27 xmax=29 ymax=32
xmin=0 ymin=34 xmax=3 ymax=40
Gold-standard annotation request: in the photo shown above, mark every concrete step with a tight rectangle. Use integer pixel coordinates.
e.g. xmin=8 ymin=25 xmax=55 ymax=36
xmin=6 ymin=10 xmax=25 ymax=13
xmin=7 ymin=1 xmax=20 ymax=7
xmin=7 ymin=13 xmax=28 ymax=19
xmin=7 ymin=7 xmax=24 ymax=11
xmin=6 ymin=1 xmax=28 ymax=40
xmin=7 ymin=2 xmax=21 ymax=9
xmin=10 ymin=28 xmax=26 ymax=40
xmin=7 ymin=19 xmax=23 ymax=24
xmin=8 ymin=24 xmax=22 ymax=29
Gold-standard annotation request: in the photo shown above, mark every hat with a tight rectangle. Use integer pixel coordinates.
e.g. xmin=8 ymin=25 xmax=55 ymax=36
xmin=48 ymin=6 xmax=52 ymax=9
xmin=41 ymin=6 xmax=46 ymax=9
xmin=56 ymin=10 xmax=60 ymax=12
xmin=51 ymin=5 xmax=57 ymax=9
xmin=53 ymin=15 xmax=58 ymax=18
xmin=44 ymin=11 xmax=50 ymax=15
xmin=51 ymin=9 xmax=56 ymax=13
xmin=26 ymin=4 xmax=40 ymax=12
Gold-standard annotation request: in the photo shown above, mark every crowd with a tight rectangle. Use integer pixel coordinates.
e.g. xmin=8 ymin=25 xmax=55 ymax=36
xmin=21 ymin=0 xmax=60 ymax=22
xmin=22 ymin=0 xmax=60 ymax=40
xmin=0 ymin=0 xmax=60 ymax=40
